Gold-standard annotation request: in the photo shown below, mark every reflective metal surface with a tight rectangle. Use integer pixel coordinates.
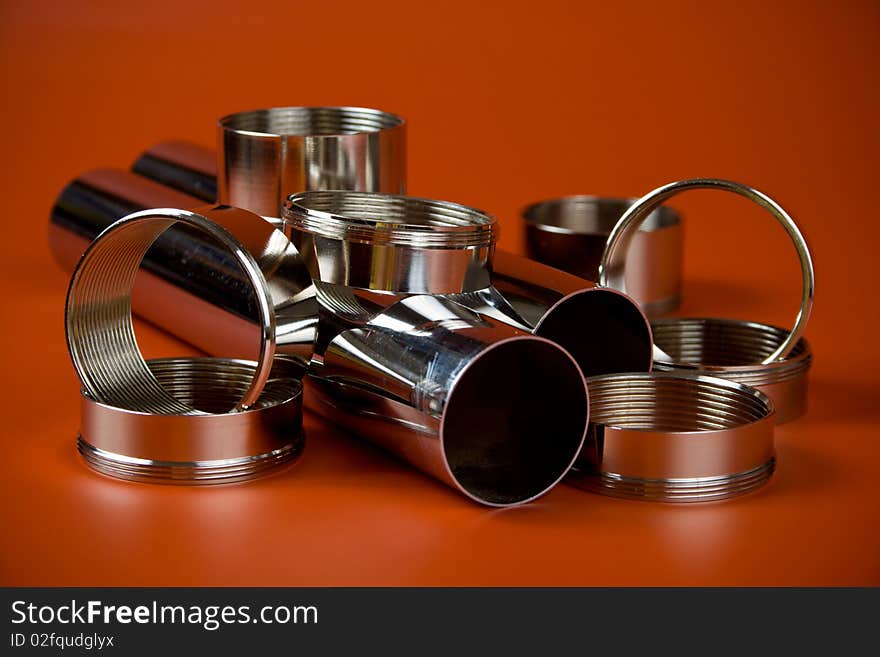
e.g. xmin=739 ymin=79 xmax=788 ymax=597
xmin=219 ymin=106 xmax=407 ymax=217
xmin=309 ymin=294 xmax=590 ymax=506
xmin=567 ymin=372 xmax=776 ymax=502
xmin=78 ymin=358 xmax=304 ymax=484
xmin=651 ymin=318 xmax=812 ymax=423
xmin=599 ymin=178 xmax=814 ymax=364
xmin=65 ymin=204 xmax=315 ymax=412
xmin=51 ymin=171 xmax=317 ymax=373
xmin=523 ymin=196 xmax=683 ymax=315
xmin=126 ymin=142 xmax=656 ymax=378
xmin=284 ymin=191 xmax=496 ymax=294
xmin=456 ymin=251 xmax=655 ymax=377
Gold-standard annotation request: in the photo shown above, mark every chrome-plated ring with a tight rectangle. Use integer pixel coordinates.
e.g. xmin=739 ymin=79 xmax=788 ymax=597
xmin=598 ymin=178 xmax=814 ymax=364
xmin=650 ymin=317 xmax=813 ymax=423
xmin=285 ymin=191 xmax=496 ymax=248
xmin=77 ymin=358 xmax=304 ymax=484
xmin=65 ymin=206 xmax=279 ymax=413
xmin=218 ymin=107 xmax=407 ymax=217
xmin=283 ymin=191 xmax=497 ymax=294
xmin=567 ymin=372 xmax=776 ymax=502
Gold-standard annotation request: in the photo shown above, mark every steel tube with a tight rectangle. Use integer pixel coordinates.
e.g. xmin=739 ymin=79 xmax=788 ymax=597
xmin=281 ymin=192 xmax=591 ymax=504
xmin=79 ymin=358 xmax=305 ymax=484
xmin=475 ymin=250 xmax=654 ymax=377
xmin=132 ymin=140 xmax=218 ymax=201
xmin=310 ymin=294 xmax=590 ymax=506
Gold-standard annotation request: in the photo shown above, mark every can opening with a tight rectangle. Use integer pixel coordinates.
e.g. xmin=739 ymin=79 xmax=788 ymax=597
xmin=441 ymin=338 xmax=588 ymax=506
xmin=534 ymin=289 xmax=653 ymax=377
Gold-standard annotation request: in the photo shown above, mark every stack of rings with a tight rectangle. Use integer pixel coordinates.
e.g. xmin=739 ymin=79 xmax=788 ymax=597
xmin=65 ymin=206 xmax=305 ymax=484
xmin=571 ymin=178 xmax=815 ymax=502
xmin=599 ymin=178 xmax=814 ymax=424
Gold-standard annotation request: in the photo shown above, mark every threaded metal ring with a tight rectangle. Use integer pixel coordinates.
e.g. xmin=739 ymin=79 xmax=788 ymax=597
xmin=651 ymin=318 xmax=812 ymax=386
xmin=219 ymin=106 xmax=404 ymax=137
xmin=284 ymin=191 xmax=497 ymax=249
xmin=77 ymin=358 xmax=304 ymax=485
xmin=585 ymin=458 xmax=776 ymax=502
xmin=65 ymin=207 xmax=277 ymax=413
xmin=568 ymin=372 xmax=776 ymax=502
xmin=77 ymin=440 xmax=302 ymax=485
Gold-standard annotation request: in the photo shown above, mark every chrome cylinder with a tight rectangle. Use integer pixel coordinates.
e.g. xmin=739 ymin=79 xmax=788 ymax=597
xmin=79 ymin=358 xmax=304 ymax=484
xmin=127 ymin=142 xmax=657 ymax=378
xmin=523 ymin=196 xmax=683 ymax=315
xmin=566 ymin=372 xmax=776 ymax=502
xmin=282 ymin=192 xmax=590 ymax=504
xmin=477 ymin=250 xmax=655 ymax=377
xmin=310 ymin=295 xmax=590 ymax=506
xmin=218 ymin=106 xmax=407 ymax=217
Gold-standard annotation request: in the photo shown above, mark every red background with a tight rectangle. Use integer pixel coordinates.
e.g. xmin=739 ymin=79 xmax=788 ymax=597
xmin=1 ymin=0 xmax=878 ymax=585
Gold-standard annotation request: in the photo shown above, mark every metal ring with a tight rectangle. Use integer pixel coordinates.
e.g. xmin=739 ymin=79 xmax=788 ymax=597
xmin=598 ymin=178 xmax=814 ymax=364
xmin=283 ymin=191 xmax=497 ymax=294
xmin=78 ymin=358 xmax=304 ymax=484
xmin=218 ymin=107 xmax=407 ymax=217
xmin=65 ymin=206 xmax=279 ymax=413
xmin=566 ymin=371 xmax=776 ymax=502
xmin=650 ymin=317 xmax=813 ymax=423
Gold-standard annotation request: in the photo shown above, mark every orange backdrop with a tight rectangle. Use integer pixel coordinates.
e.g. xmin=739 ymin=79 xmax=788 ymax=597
xmin=1 ymin=0 xmax=878 ymax=585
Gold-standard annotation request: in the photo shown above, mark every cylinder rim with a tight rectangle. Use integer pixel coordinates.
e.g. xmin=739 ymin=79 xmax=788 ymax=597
xmin=284 ymin=191 xmax=498 ymax=249
xmin=650 ymin=317 xmax=813 ymax=385
xmin=219 ymin=106 xmax=405 ymax=138
xmin=439 ymin=335 xmax=589 ymax=507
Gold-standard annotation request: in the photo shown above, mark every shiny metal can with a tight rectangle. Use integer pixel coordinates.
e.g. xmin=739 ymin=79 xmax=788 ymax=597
xmin=523 ymin=196 xmax=683 ymax=315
